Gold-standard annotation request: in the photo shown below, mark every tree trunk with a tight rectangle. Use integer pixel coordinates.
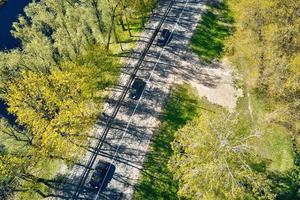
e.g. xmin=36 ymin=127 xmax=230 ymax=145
xmin=92 ymin=0 xmax=105 ymax=33
xmin=257 ymin=27 xmax=267 ymax=90
xmin=105 ymin=23 xmax=113 ymax=50
xmin=124 ymin=15 xmax=132 ymax=37
xmin=113 ymin=23 xmax=123 ymax=51
xmin=254 ymin=6 xmax=267 ymax=91
xmin=119 ymin=17 xmax=126 ymax=31
xmin=105 ymin=0 xmax=122 ymax=50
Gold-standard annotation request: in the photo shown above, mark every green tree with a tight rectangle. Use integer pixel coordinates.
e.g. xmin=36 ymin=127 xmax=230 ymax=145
xmin=0 ymin=119 xmax=37 ymax=198
xmin=4 ymin=46 xmax=119 ymax=160
xmin=169 ymin=112 xmax=274 ymax=200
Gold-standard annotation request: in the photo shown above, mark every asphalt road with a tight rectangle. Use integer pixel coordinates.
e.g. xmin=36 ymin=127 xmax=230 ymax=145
xmin=61 ymin=0 xmax=206 ymax=199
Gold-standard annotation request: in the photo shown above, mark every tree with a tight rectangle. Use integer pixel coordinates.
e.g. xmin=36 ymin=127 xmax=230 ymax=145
xmin=263 ymin=0 xmax=300 ymax=141
xmin=0 ymin=118 xmax=37 ymax=198
xmin=4 ymin=46 xmax=119 ymax=160
xmin=169 ymin=112 xmax=274 ymax=200
xmin=104 ymin=0 xmax=122 ymax=50
xmin=12 ymin=0 xmax=106 ymax=62
xmin=11 ymin=0 xmax=158 ymax=55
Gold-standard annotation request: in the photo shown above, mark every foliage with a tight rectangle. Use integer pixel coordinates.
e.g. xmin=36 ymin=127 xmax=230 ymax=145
xmin=134 ymin=84 xmax=201 ymax=200
xmin=191 ymin=1 xmax=234 ymax=63
xmin=5 ymin=46 xmax=119 ymax=160
xmin=225 ymin=0 xmax=300 ymax=148
xmin=170 ymin=108 xmax=275 ymax=200
xmin=268 ymin=168 xmax=300 ymax=200
xmin=266 ymin=145 xmax=300 ymax=200
xmin=224 ymin=0 xmax=300 ymax=199
xmin=0 ymin=46 xmax=119 ymax=198
xmin=11 ymin=0 xmax=156 ymax=57
xmin=0 ymin=119 xmax=35 ymax=199
xmin=0 ymin=0 xmax=156 ymax=96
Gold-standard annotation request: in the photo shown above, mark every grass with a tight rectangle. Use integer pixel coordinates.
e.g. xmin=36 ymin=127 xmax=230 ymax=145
xmin=256 ymin=126 xmax=294 ymax=172
xmin=15 ymin=159 xmax=65 ymax=200
xmin=134 ymin=84 xmax=202 ymax=200
xmin=235 ymin=88 xmax=295 ymax=173
xmin=251 ymin=92 xmax=294 ymax=172
xmin=191 ymin=1 xmax=234 ymax=63
xmin=109 ymin=16 xmax=148 ymax=55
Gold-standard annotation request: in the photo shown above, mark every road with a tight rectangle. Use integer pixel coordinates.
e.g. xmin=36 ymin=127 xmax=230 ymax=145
xmin=60 ymin=0 xmax=207 ymax=199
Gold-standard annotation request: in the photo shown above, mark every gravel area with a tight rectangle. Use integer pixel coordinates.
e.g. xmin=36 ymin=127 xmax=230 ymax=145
xmin=176 ymin=58 xmax=243 ymax=112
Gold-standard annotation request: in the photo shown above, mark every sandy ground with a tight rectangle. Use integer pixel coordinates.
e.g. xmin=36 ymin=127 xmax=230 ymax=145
xmin=175 ymin=56 xmax=243 ymax=112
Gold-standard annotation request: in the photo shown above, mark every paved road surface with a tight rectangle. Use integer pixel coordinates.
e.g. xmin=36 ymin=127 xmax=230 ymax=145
xmin=61 ymin=0 xmax=207 ymax=199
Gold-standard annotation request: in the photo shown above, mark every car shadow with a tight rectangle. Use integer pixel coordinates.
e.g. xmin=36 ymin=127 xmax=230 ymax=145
xmin=99 ymin=163 xmax=116 ymax=192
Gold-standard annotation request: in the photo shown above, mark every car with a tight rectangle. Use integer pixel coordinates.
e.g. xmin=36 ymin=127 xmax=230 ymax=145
xmin=0 ymin=0 xmax=7 ymax=7
xmin=89 ymin=161 xmax=115 ymax=191
xmin=157 ymin=29 xmax=171 ymax=46
xmin=129 ymin=78 xmax=146 ymax=100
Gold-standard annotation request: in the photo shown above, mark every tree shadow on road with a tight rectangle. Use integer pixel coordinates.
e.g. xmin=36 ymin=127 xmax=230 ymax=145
xmin=134 ymin=84 xmax=201 ymax=200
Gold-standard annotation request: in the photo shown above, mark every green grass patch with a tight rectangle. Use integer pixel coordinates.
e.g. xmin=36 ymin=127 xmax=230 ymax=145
xmin=110 ymin=15 xmax=149 ymax=55
xmin=251 ymin=92 xmax=294 ymax=172
xmin=134 ymin=84 xmax=202 ymax=200
xmin=15 ymin=159 xmax=65 ymax=200
xmin=191 ymin=1 xmax=234 ymax=63
xmin=255 ymin=125 xmax=294 ymax=172
xmin=109 ymin=24 xmax=140 ymax=55
xmin=236 ymin=89 xmax=295 ymax=173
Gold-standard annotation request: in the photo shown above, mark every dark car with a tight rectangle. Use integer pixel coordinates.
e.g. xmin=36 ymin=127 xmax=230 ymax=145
xmin=0 ymin=0 xmax=7 ymax=7
xmin=129 ymin=78 xmax=146 ymax=100
xmin=157 ymin=29 xmax=171 ymax=46
xmin=89 ymin=161 xmax=115 ymax=191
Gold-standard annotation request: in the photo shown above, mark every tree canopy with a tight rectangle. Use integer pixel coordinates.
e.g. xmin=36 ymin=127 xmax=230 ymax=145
xmin=170 ymin=111 xmax=274 ymax=200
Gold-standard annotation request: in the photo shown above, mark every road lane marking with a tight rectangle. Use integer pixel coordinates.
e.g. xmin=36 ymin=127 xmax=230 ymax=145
xmin=94 ymin=0 xmax=190 ymax=199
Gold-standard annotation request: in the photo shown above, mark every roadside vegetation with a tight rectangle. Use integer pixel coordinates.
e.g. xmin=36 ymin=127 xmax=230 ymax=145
xmin=0 ymin=0 xmax=157 ymax=199
xmin=190 ymin=1 xmax=234 ymax=63
xmin=134 ymin=84 xmax=202 ymax=199
xmin=136 ymin=0 xmax=299 ymax=199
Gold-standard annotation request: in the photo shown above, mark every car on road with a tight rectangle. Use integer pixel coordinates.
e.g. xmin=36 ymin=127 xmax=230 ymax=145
xmin=129 ymin=78 xmax=146 ymax=100
xmin=157 ymin=29 xmax=171 ymax=46
xmin=0 ymin=0 xmax=7 ymax=7
xmin=89 ymin=161 xmax=115 ymax=191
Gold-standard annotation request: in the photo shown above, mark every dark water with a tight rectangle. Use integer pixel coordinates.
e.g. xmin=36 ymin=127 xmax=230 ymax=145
xmin=0 ymin=0 xmax=31 ymax=124
xmin=0 ymin=0 xmax=31 ymax=49
xmin=0 ymin=99 xmax=16 ymax=124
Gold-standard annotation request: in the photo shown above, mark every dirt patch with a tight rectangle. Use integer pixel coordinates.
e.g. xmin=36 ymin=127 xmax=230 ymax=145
xmin=174 ymin=57 xmax=243 ymax=112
